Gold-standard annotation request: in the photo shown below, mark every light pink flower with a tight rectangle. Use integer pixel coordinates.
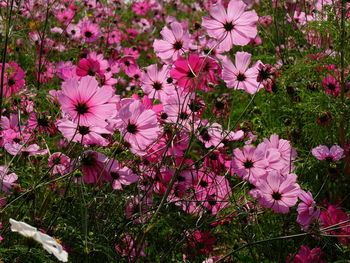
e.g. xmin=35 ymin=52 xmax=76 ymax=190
xmin=232 ymin=144 xmax=268 ymax=185
xmin=250 ymin=171 xmax=300 ymax=214
xmin=106 ymin=160 xmax=138 ymax=190
xmin=153 ymin=22 xmax=190 ymax=61
xmin=312 ymin=145 xmax=345 ymax=161
xmin=222 ymin=52 xmax=262 ymax=94
xmin=297 ymin=190 xmax=320 ymax=230
xmin=141 ymin=64 xmax=174 ymax=101
xmin=58 ymin=76 xmax=117 ymax=127
xmin=202 ymin=0 xmax=258 ymax=52
xmin=114 ymin=100 xmax=160 ymax=154
xmin=0 ymin=166 xmax=18 ymax=194
xmin=48 ymin=152 xmax=71 ymax=175
xmin=78 ymin=17 xmax=101 ymax=43
xmin=57 ymin=119 xmax=111 ymax=146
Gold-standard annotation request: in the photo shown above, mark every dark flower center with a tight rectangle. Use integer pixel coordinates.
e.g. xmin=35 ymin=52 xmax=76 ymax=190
xmin=200 ymin=129 xmax=211 ymax=141
xmin=13 ymin=138 xmax=21 ymax=143
xmin=71 ymin=30 xmax=76 ymax=35
xmin=37 ymin=116 xmax=49 ymax=127
xmin=153 ymin=82 xmax=162 ymax=90
xmin=84 ymin=31 xmax=93 ymax=38
xmin=224 ymin=22 xmax=234 ymax=31
xmin=126 ymin=122 xmax=138 ymax=134
xmin=52 ymin=156 xmax=61 ymax=165
xmin=81 ymin=153 xmax=96 ymax=166
xmin=237 ymin=73 xmax=246 ymax=81
xmin=243 ymin=160 xmax=254 ymax=168
xmin=258 ymin=68 xmax=270 ymax=81
xmin=78 ymin=126 xmax=90 ymax=135
xmin=173 ymin=41 xmax=183 ymax=50
xmin=166 ymin=77 xmax=173 ymax=83
xmin=124 ymin=60 xmax=131 ymax=66
xmin=215 ymin=101 xmax=225 ymax=110
xmin=110 ymin=172 xmax=120 ymax=179
xmin=325 ymin=156 xmax=333 ymax=162
xmin=8 ymin=78 xmax=15 ymax=86
xmin=179 ymin=112 xmax=188 ymax=120
xmin=187 ymin=70 xmax=195 ymax=78
xmin=88 ymin=69 xmax=96 ymax=76
xmin=160 ymin=112 xmax=168 ymax=120
xmin=199 ymin=181 xmax=208 ymax=187
xmin=328 ymin=84 xmax=336 ymax=90
xmin=75 ymin=102 xmax=90 ymax=114
xmin=272 ymin=192 xmax=282 ymax=200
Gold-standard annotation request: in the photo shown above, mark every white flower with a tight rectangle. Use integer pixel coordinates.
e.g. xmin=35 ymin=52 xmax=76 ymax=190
xmin=9 ymin=219 xmax=68 ymax=262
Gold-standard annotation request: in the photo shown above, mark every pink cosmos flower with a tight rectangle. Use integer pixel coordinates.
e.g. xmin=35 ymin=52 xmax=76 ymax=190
xmin=118 ymin=56 xmax=140 ymax=78
xmin=115 ymin=235 xmax=146 ymax=261
xmin=58 ymin=76 xmax=117 ymax=127
xmin=250 ymin=171 xmax=300 ymax=214
xmin=296 ymin=190 xmax=320 ymax=230
xmin=320 ymin=204 xmax=350 ymax=245
xmin=125 ymin=194 xmax=153 ymax=224
xmin=114 ymin=100 xmax=160 ymax=154
xmin=322 ymin=73 xmax=341 ymax=97
xmin=202 ymin=0 xmax=258 ymax=52
xmin=78 ymin=17 xmax=101 ymax=43
xmin=79 ymin=151 xmax=112 ymax=184
xmin=48 ymin=152 xmax=71 ymax=175
xmin=132 ymin=1 xmax=151 ymax=15
xmin=222 ymin=51 xmax=262 ymax=94
xmin=312 ymin=145 xmax=345 ymax=161
xmin=105 ymin=160 xmax=138 ymax=190
xmin=0 ymin=166 xmax=18 ymax=194
xmin=66 ymin=24 xmax=81 ymax=40
xmin=170 ymin=54 xmax=204 ymax=92
xmin=56 ymin=61 xmax=77 ymax=81
xmin=141 ymin=64 xmax=174 ymax=101
xmin=232 ymin=144 xmax=268 ymax=185
xmin=262 ymin=134 xmax=296 ymax=174
xmin=288 ymin=246 xmax=325 ymax=263
xmin=57 ymin=119 xmax=111 ymax=146
xmin=76 ymin=52 xmax=109 ymax=78
xmin=0 ymin=61 xmax=26 ymax=97
xmin=196 ymin=121 xmax=224 ymax=148
xmin=107 ymin=30 xmax=122 ymax=45
xmin=153 ymin=22 xmax=190 ymax=61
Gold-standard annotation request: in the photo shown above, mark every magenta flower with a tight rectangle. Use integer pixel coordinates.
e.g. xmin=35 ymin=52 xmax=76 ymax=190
xmin=222 ymin=52 xmax=262 ymax=94
xmin=322 ymin=73 xmax=341 ymax=97
xmin=153 ymin=22 xmax=190 ymax=61
xmin=288 ymin=246 xmax=325 ymax=263
xmin=79 ymin=151 xmax=112 ymax=185
xmin=114 ymin=100 xmax=160 ymax=154
xmin=132 ymin=1 xmax=152 ymax=15
xmin=1 ymin=61 xmax=26 ymax=97
xmin=311 ymin=145 xmax=345 ymax=161
xmin=296 ymin=190 xmax=320 ymax=230
xmin=202 ymin=0 xmax=258 ymax=52
xmin=76 ymin=52 xmax=108 ymax=78
xmin=141 ymin=64 xmax=174 ymax=101
xmin=320 ymin=204 xmax=350 ymax=245
xmin=58 ymin=76 xmax=117 ymax=127
xmin=250 ymin=171 xmax=300 ymax=214
xmin=232 ymin=144 xmax=268 ymax=185
xmin=170 ymin=54 xmax=204 ymax=92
